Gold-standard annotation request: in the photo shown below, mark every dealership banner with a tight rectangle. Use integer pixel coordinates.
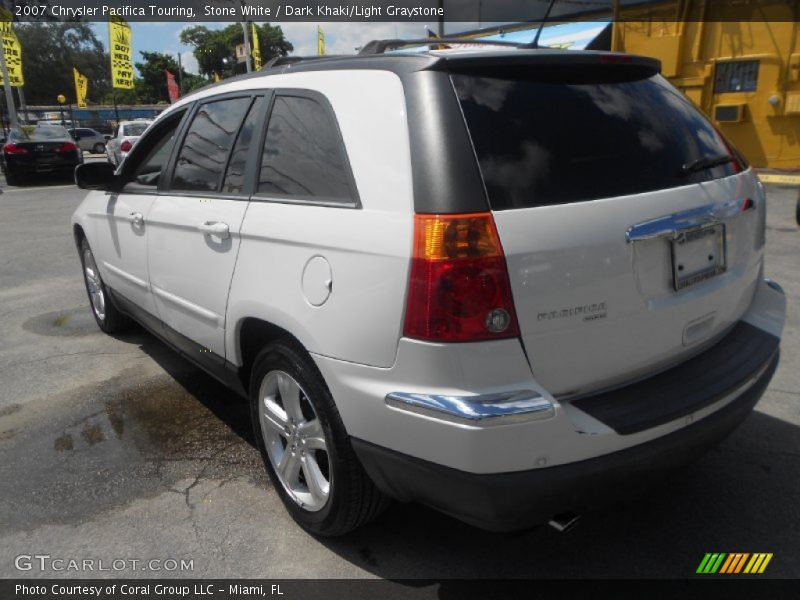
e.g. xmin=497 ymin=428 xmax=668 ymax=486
xmin=0 ymin=7 xmax=24 ymax=86
xmin=251 ymin=22 xmax=261 ymax=71
xmin=108 ymin=16 xmax=133 ymax=89
xmin=2 ymin=0 xmax=796 ymax=22
xmin=73 ymin=67 xmax=88 ymax=107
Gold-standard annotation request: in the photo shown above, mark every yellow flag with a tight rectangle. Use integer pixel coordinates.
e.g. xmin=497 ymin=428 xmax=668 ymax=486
xmin=251 ymin=23 xmax=262 ymax=71
xmin=0 ymin=8 xmax=24 ymax=87
xmin=108 ymin=17 xmax=134 ymax=89
xmin=73 ymin=68 xmax=88 ymax=108
xmin=317 ymin=26 xmax=325 ymax=56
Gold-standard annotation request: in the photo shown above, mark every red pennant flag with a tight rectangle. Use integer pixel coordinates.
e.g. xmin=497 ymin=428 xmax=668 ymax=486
xmin=165 ymin=70 xmax=180 ymax=103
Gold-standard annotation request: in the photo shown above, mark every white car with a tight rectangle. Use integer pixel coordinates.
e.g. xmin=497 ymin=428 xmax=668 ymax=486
xmin=71 ymin=45 xmax=786 ymax=536
xmin=105 ymin=120 xmax=153 ymax=166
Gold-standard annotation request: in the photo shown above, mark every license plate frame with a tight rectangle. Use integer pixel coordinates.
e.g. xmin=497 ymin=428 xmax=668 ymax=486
xmin=671 ymin=224 xmax=727 ymax=291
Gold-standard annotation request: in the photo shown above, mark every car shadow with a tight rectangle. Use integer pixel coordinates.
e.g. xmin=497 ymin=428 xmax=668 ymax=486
xmin=115 ymin=326 xmax=799 ymax=579
xmin=112 ymin=326 xmax=256 ymax=448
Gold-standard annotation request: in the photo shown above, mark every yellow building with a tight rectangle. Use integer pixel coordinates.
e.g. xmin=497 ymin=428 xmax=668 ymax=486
xmin=612 ymin=2 xmax=800 ymax=169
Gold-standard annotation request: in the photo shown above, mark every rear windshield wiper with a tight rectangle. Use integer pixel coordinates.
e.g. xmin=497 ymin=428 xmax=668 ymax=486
xmin=682 ymin=154 xmax=733 ymax=174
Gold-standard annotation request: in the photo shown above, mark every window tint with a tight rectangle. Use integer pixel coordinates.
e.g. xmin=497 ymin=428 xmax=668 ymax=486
xmin=714 ymin=61 xmax=759 ymax=93
xmin=129 ymin=116 xmax=182 ymax=188
xmin=221 ymin=97 xmax=264 ymax=194
xmin=171 ymin=97 xmax=251 ymax=192
xmin=453 ymin=73 xmax=739 ymax=210
xmin=10 ymin=126 xmax=70 ymax=141
xmin=258 ymin=95 xmax=353 ymax=201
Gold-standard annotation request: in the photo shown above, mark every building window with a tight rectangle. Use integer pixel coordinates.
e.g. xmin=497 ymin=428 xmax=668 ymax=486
xmin=714 ymin=60 xmax=759 ymax=93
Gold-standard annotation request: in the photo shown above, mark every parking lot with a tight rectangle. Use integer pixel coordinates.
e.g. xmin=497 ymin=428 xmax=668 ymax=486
xmin=0 ymin=175 xmax=797 ymax=580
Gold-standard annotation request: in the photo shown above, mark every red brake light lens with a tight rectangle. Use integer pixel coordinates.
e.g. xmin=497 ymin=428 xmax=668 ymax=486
xmin=3 ymin=143 xmax=28 ymax=155
xmin=404 ymin=212 xmax=520 ymax=342
xmin=120 ymin=140 xmax=132 ymax=152
xmin=712 ymin=124 xmax=742 ymax=173
xmin=56 ymin=142 xmax=78 ymax=153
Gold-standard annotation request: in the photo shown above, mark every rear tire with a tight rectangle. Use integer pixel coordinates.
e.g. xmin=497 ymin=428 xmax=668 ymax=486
xmin=4 ymin=170 xmax=20 ymax=186
xmin=250 ymin=340 xmax=389 ymax=536
xmin=79 ymin=238 xmax=130 ymax=334
xmin=795 ymin=191 xmax=800 ymax=227
xmin=93 ymin=143 xmax=105 ymax=154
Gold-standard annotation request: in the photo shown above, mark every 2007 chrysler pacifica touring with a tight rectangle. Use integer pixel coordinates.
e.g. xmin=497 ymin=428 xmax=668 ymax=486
xmin=71 ymin=44 xmax=786 ymax=536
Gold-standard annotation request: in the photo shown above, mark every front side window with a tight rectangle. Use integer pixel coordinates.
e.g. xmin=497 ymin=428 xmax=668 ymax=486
xmin=126 ymin=113 xmax=184 ymax=188
xmin=171 ymin=97 xmax=251 ymax=192
xmin=257 ymin=94 xmax=354 ymax=203
xmin=714 ymin=60 xmax=759 ymax=93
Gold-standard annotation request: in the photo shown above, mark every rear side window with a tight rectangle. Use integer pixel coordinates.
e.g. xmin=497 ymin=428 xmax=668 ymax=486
xmin=222 ymin=97 xmax=264 ymax=195
xmin=257 ymin=94 xmax=355 ymax=203
xmin=171 ymin=97 xmax=251 ymax=192
xmin=453 ymin=73 xmax=740 ymax=210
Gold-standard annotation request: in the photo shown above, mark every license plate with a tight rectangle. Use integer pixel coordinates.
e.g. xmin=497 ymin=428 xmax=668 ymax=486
xmin=671 ymin=224 xmax=726 ymax=291
xmin=36 ymin=164 xmax=54 ymax=172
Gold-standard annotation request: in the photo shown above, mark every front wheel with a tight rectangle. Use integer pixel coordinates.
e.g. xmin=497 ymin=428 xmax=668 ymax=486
xmin=93 ymin=143 xmax=105 ymax=154
xmin=79 ymin=238 xmax=130 ymax=334
xmin=250 ymin=341 xmax=388 ymax=536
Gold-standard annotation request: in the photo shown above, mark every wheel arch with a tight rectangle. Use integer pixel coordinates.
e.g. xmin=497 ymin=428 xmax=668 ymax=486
xmin=235 ymin=316 xmax=313 ymax=395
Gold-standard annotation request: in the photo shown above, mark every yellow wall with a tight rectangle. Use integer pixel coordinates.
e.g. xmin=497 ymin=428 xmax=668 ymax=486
xmin=616 ymin=4 xmax=800 ymax=169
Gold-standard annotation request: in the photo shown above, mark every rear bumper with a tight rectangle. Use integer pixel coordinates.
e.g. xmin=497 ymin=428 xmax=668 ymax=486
xmin=353 ymin=349 xmax=779 ymax=531
xmin=3 ymin=156 xmax=80 ymax=174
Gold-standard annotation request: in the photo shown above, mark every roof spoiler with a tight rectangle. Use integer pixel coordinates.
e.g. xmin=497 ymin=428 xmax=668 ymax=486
xmin=428 ymin=51 xmax=662 ymax=75
xmin=359 ymin=38 xmax=520 ymax=55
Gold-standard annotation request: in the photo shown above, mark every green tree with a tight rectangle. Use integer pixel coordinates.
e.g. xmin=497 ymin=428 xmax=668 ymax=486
xmin=180 ymin=23 xmax=293 ymax=80
xmin=15 ymin=22 xmax=111 ymax=105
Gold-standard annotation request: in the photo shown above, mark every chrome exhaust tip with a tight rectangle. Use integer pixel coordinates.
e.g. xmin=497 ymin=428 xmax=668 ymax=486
xmin=548 ymin=512 xmax=581 ymax=533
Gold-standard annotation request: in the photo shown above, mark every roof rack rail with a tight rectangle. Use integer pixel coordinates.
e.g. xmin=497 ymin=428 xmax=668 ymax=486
xmin=263 ymin=55 xmax=342 ymax=69
xmin=358 ymin=38 xmax=521 ymax=55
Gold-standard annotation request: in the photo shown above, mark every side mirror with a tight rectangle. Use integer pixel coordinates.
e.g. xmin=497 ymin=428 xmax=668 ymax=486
xmin=75 ymin=162 xmax=119 ymax=191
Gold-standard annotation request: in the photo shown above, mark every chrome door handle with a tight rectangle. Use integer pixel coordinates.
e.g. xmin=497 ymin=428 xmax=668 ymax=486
xmin=129 ymin=212 xmax=144 ymax=226
xmin=198 ymin=221 xmax=230 ymax=239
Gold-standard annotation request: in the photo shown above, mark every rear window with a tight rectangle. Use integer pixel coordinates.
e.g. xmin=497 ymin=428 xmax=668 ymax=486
xmin=9 ymin=126 xmax=70 ymax=141
xmin=453 ymin=73 xmax=741 ymax=210
xmin=123 ymin=123 xmax=149 ymax=137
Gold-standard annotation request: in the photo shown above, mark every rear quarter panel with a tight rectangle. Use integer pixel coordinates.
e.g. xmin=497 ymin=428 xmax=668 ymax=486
xmin=226 ymin=70 xmax=413 ymax=368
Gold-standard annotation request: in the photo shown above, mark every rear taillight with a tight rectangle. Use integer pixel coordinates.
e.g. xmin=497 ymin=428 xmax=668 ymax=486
xmin=56 ymin=142 xmax=78 ymax=153
xmin=120 ymin=140 xmax=132 ymax=152
xmin=3 ymin=143 xmax=27 ymax=155
xmin=404 ymin=212 xmax=520 ymax=343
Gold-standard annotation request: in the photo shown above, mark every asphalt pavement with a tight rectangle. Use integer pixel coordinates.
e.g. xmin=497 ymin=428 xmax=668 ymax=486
xmin=0 ymin=171 xmax=797 ymax=580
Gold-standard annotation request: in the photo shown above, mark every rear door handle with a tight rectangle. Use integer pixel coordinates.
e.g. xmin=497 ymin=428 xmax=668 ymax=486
xmin=198 ymin=221 xmax=230 ymax=239
xmin=129 ymin=212 xmax=144 ymax=226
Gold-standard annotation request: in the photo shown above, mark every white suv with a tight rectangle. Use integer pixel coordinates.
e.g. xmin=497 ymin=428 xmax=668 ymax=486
xmin=71 ymin=46 xmax=786 ymax=536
